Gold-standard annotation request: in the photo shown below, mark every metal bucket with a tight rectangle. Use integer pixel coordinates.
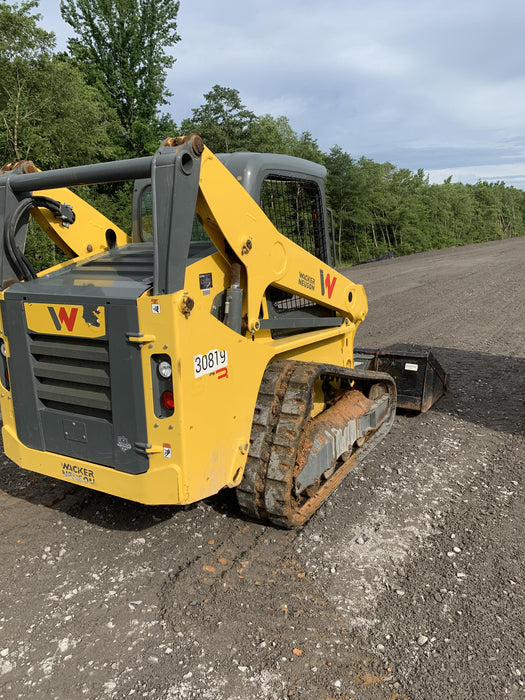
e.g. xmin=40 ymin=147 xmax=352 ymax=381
xmin=354 ymin=348 xmax=450 ymax=413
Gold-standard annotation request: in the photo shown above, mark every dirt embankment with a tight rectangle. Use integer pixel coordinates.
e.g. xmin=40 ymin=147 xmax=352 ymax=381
xmin=0 ymin=237 xmax=523 ymax=699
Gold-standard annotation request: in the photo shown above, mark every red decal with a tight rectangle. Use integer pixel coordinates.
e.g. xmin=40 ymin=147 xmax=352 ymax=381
xmin=216 ymin=367 xmax=229 ymax=379
xmin=58 ymin=307 xmax=78 ymax=332
xmin=324 ymin=273 xmax=337 ymax=299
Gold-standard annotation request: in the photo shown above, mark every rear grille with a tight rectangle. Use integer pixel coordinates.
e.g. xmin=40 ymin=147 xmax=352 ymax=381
xmin=30 ymin=334 xmax=112 ymax=419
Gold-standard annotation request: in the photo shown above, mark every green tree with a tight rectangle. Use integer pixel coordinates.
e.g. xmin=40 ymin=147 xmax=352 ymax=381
xmin=0 ymin=0 xmax=51 ymax=62
xmin=292 ymin=130 xmax=324 ymax=164
xmin=0 ymin=2 xmax=116 ymax=168
xmin=325 ymin=146 xmax=357 ymax=263
xmin=0 ymin=1 xmax=127 ymax=272
xmin=0 ymin=0 xmax=53 ymax=160
xmin=247 ymin=114 xmax=299 ymax=155
xmin=61 ymin=0 xmax=181 ymax=155
xmin=182 ymin=85 xmax=256 ymax=153
xmin=386 ymin=167 xmax=429 ymax=254
xmin=247 ymin=114 xmax=325 ymax=163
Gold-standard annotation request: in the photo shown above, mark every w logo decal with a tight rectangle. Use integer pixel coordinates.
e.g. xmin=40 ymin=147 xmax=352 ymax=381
xmin=25 ymin=302 xmax=106 ymax=338
xmin=319 ymin=270 xmax=337 ymax=299
xmin=48 ymin=306 xmax=79 ymax=332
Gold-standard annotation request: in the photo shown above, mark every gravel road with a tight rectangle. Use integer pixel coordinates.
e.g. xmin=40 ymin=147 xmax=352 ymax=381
xmin=0 ymin=237 xmax=523 ymax=699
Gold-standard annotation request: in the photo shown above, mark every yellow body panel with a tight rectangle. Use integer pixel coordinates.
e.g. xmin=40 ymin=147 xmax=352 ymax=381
xmin=2 ymin=424 xmax=181 ymax=504
xmin=0 ymin=142 xmax=368 ymax=506
xmin=131 ymin=249 xmax=358 ymax=505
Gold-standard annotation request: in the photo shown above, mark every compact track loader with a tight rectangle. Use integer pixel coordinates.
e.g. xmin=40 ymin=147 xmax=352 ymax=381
xmin=0 ymin=135 xmax=447 ymax=527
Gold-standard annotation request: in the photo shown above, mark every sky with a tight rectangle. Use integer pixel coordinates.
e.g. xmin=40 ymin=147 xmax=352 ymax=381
xmin=37 ymin=0 xmax=525 ymax=189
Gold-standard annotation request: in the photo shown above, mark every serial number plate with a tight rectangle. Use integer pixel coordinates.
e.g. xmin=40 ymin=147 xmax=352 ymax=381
xmin=194 ymin=349 xmax=228 ymax=378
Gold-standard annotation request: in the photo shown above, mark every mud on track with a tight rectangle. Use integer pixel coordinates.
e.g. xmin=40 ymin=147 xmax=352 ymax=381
xmin=0 ymin=237 xmax=523 ymax=699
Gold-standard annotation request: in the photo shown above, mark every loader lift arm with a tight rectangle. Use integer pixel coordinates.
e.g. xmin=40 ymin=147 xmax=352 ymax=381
xmin=194 ymin=146 xmax=367 ymax=333
xmin=1 ymin=136 xmax=365 ymax=333
xmin=0 ymin=159 xmax=129 ymax=270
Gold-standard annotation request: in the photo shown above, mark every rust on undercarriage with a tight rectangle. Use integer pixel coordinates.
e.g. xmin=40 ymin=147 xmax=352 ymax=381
xmin=236 ymin=360 xmax=397 ymax=528
xmin=295 ymin=390 xmax=371 ymax=475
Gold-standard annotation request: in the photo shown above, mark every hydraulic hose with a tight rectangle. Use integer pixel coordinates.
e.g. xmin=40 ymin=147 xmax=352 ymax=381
xmin=4 ymin=195 xmax=75 ymax=281
xmin=4 ymin=197 xmax=37 ymax=280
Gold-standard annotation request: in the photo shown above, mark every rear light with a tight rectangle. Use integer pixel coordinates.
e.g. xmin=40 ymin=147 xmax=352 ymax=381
xmin=158 ymin=360 xmax=172 ymax=378
xmin=151 ymin=354 xmax=174 ymax=417
xmin=161 ymin=391 xmax=174 ymax=411
xmin=0 ymin=342 xmax=9 ymax=390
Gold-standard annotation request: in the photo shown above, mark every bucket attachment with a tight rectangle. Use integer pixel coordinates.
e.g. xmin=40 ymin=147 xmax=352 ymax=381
xmin=354 ymin=348 xmax=450 ymax=413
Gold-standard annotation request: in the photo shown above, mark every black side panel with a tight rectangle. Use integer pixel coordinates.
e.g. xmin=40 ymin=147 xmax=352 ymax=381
xmin=107 ymin=300 xmax=149 ymax=473
xmin=40 ymin=412 xmax=115 ymax=467
xmin=2 ymin=298 xmax=44 ymax=449
xmin=1 ymin=297 xmax=150 ymax=474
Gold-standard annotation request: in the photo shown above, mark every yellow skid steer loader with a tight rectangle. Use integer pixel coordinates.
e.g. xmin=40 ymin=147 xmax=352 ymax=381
xmin=0 ymin=135 xmax=447 ymax=527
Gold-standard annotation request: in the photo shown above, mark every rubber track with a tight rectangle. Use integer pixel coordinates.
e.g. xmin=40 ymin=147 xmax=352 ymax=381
xmin=262 ymin=362 xmax=320 ymax=527
xmin=235 ymin=361 xmax=295 ymax=521
xmin=237 ymin=360 xmax=397 ymax=528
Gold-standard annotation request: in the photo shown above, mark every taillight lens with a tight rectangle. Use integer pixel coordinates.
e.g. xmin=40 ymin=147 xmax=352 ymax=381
xmin=0 ymin=342 xmax=9 ymax=390
xmin=161 ymin=390 xmax=174 ymax=411
xmin=151 ymin=353 xmax=174 ymax=417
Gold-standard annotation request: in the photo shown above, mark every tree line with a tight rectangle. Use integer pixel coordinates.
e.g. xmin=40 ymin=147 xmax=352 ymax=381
xmin=1 ymin=0 xmax=523 ymax=270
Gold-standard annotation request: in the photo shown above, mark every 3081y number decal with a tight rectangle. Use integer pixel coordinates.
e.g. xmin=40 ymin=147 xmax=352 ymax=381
xmin=194 ymin=349 xmax=228 ymax=378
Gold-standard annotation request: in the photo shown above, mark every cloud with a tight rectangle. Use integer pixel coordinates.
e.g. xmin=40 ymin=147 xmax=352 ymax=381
xmin=426 ymin=163 xmax=525 ymax=189
xmin=35 ymin=0 xmax=525 ymax=190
